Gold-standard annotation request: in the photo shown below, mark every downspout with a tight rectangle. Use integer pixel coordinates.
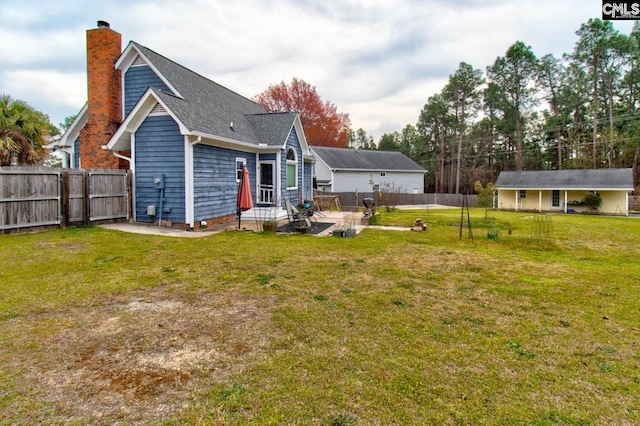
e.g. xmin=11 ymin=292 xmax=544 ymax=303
xmin=101 ymin=144 xmax=132 ymax=167
xmin=112 ymin=151 xmax=132 ymax=166
xmin=331 ymin=169 xmax=336 ymax=193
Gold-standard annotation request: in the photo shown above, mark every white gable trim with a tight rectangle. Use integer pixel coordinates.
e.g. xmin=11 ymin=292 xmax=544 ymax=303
xmin=280 ymin=115 xmax=313 ymax=161
xmin=115 ymin=42 xmax=183 ymax=100
xmin=47 ymin=103 xmax=88 ymax=150
xmin=105 ymin=88 xmax=189 ymax=151
xmin=310 ymin=147 xmax=331 ymax=170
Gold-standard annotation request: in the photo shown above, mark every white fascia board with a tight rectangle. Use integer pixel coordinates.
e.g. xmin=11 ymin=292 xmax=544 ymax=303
xmin=309 ymin=147 xmax=331 ymax=170
xmin=278 ymin=115 xmax=311 ymax=155
xmin=498 ymin=186 xmax=633 ymax=191
xmin=190 ymin=131 xmax=279 ymax=154
xmin=105 ymin=89 xmax=188 ymax=151
xmin=115 ymin=42 xmax=183 ymax=100
xmin=293 ymin=115 xmax=311 ymax=156
xmin=48 ymin=103 xmax=88 ymax=149
xmin=334 ymin=168 xmax=425 ymax=173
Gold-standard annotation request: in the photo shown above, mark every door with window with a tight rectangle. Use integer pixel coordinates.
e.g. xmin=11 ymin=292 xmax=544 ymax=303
xmin=259 ymin=162 xmax=275 ymax=204
xmin=551 ymin=190 xmax=562 ymax=209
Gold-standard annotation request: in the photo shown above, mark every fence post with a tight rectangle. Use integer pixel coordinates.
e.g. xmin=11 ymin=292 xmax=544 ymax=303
xmin=83 ymin=170 xmax=90 ymax=224
xmin=61 ymin=171 xmax=70 ymax=228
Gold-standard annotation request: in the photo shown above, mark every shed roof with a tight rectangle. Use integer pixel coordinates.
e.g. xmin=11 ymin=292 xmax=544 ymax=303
xmin=495 ymin=169 xmax=634 ymax=190
xmin=311 ymin=147 xmax=425 ymax=172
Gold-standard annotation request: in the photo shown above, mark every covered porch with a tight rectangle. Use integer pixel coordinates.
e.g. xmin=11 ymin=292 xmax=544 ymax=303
xmin=495 ymin=169 xmax=634 ymax=216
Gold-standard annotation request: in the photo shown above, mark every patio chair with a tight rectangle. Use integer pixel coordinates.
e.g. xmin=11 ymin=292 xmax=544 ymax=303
xmin=285 ymin=199 xmax=313 ymax=232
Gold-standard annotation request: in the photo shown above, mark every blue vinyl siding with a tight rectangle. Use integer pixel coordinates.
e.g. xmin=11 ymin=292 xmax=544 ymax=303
xmin=281 ymin=127 xmax=304 ymax=204
xmin=258 ymin=153 xmax=276 ymax=162
xmin=193 ymin=144 xmax=256 ymax=221
xmin=124 ymin=65 xmax=171 ymax=116
xmin=134 ymin=115 xmax=185 ymax=223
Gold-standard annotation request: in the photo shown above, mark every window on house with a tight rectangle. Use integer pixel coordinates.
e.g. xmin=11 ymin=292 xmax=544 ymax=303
xmin=519 ymin=190 xmax=526 ymax=199
xmin=286 ymin=148 xmax=297 ymax=188
xmin=552 ymin=190 xmax=560 ymax=207
xmin=236 ymin=158 xmax=246 ymax=182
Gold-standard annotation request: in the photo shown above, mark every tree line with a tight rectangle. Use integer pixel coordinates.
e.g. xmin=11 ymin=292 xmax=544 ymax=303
xmin=353 ymin=19 xmax=640 ymax=194
xmin=4 ymin=18 xmax=639 ymax=195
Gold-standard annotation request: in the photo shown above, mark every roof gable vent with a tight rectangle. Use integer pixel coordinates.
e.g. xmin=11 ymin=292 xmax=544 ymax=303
xmin=132 ymin=55 xmax=146 ymax=67
xmin=149 ymin=102 xmax=168 ymax=116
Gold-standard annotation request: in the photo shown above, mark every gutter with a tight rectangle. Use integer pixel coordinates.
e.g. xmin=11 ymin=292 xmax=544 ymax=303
xmin=107 ymin=147 xmax=132 ymax=167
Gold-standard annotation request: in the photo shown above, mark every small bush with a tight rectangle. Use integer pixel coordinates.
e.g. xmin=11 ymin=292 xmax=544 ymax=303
xmin=583 ymin=192 xmax=602 ymax=211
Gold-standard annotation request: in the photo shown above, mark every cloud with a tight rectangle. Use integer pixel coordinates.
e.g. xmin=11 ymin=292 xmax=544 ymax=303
xmin=0 ymin=0 xmax=635 ymax=139
xmin=1 ymin=69 xmax=86 ymax=122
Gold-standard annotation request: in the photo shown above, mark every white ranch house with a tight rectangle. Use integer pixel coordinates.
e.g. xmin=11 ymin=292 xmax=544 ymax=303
xmin=311 ymin=147 xmax=426 ymax=194
xmin=495 ymin=168 xmax=634 ymax=216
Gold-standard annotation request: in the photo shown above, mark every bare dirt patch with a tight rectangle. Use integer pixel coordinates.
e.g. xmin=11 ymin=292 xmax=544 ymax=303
xmin=36 ymin=241 xmax=87 ymax=252
xmin=11 ymin=286 xmax=276 ymax=424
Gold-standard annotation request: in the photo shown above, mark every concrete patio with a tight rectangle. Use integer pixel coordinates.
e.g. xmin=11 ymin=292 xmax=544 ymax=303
xmin=99 ymin=205 xmax=448 ymax=238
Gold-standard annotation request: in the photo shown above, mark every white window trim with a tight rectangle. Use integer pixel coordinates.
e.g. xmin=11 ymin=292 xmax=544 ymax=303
xmin=286 ymin=148 xmax=298 ymax=190
xmin=236 ymin=157 xmax=247 ymax=183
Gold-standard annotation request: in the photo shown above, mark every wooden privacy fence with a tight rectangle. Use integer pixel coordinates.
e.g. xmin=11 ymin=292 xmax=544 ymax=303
xmin=1 ymin=167 xmax=130 ymax=232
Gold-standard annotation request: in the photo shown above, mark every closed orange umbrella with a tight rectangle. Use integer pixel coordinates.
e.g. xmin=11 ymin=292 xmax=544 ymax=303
xmin=237 ymin=166 xmax=253 ymax=227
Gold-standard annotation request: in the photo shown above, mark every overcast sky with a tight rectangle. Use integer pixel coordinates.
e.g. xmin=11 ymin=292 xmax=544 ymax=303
xmin=0 ymin=0 xmax=634 ymax=141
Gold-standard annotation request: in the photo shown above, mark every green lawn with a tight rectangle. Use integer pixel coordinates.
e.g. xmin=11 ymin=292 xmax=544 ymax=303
xmin=1 ymin=209 xmax=639 ymax=424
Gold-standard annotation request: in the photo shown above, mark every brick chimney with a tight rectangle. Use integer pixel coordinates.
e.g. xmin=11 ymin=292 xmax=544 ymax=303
xmin=79 ymin=20 xmax=122 ymax=169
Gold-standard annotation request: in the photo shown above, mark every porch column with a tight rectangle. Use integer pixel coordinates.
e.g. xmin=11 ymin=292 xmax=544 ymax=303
xmin=515 ymin=190 xmax=519 ymax=211
xmin=538 ymin=190 xmax=542 ymax=212
xmin=626 ymin=192 xmax=629 ymax=216
xmin=564 ymin=190 xmax=568 ymax=213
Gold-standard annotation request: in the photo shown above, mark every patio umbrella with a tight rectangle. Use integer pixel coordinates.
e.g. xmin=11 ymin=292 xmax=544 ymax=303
xmin=237 ymin=166 xmax=254 ymax=228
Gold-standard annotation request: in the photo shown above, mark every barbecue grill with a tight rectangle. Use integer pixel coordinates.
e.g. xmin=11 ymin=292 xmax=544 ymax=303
xmin=362 ymin=197 xmax=375 ymax=217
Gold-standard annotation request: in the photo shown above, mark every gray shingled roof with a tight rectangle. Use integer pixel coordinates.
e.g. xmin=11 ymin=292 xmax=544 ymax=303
xmin=245 ymin=112 xmax=298 ymax=146
xmin=311 ymin=146 xmax=425 ymax=172
xmin=133 ymin=43 xmax=293 ymax=147
xmin=495 ymin=169 xmax=634 ymax=190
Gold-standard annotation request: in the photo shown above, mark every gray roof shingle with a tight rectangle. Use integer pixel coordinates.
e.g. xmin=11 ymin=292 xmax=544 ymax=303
xmin=311 ymin=147 xmax=425 ymax=172
xmin=133 ymin=43 xmax=295 ymax=146
xmin=495 ymin=169 xmax=634 ymax=190
xmin=245 ymin=112 xmax=298 ymax=147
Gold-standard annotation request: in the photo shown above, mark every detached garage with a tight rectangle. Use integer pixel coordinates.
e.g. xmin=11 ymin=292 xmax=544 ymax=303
xmin=495 ymin=168 xmax=634 ymax=216
xmin=311 ymin=147 xmax=426 ymax=193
